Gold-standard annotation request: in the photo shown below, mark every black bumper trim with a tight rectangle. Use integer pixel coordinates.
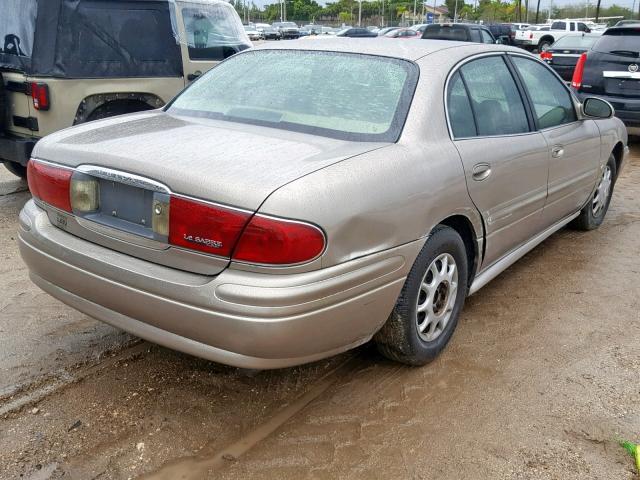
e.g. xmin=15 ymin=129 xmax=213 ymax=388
xmin=0 ymin=134 xmax=37 ymax=166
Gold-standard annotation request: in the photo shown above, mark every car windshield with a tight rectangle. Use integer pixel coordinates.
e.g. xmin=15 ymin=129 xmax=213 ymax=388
xmin=552 ymin=35 xmax=598 ymax=49
xmin=168 ymin=50 xmax=418 ymax=142
xmin=593 ymin=28 xmax=640 ymax=56
xmin=275 ymin=22 xmax=297 ymax=28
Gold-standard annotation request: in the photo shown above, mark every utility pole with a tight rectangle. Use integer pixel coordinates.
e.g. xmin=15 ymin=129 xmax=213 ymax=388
xmin=413 ymin=0 xmax=417 ymax=24
xmin=358 ymin=0 xmax=362 ymax=26
xmin=454 ymin=0 xmax=458 ymax=22
xmin=594 ymin=0 xmax=601 ymax=21
xmin=381 ymin=0 xmax=385 ymax=26
xmin=535 ymin=0 xmax=541 ymax=23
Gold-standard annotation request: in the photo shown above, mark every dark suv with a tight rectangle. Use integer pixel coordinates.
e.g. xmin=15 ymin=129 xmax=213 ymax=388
xmin=421 ymin=24 xmax=497 ymax=44
xmin=572 ymin=26 xmax=640 ymax=134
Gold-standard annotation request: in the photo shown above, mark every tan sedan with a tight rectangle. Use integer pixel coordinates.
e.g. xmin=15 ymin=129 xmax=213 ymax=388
xmin=19 ymin=40 xmax=627 ymax=368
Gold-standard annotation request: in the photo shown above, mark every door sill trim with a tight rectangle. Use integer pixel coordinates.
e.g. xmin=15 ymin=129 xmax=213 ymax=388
xmin=469 ymin=211 xmax=579 ymax=295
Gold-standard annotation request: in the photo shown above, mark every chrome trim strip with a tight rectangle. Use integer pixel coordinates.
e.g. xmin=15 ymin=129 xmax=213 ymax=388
xmin=468 ymin=211 xmax=579 ymax=295
xmin=76 ymin=165 xmax=171 ymax=193
xmin=603 ymin=71 xmax=640 ymax=79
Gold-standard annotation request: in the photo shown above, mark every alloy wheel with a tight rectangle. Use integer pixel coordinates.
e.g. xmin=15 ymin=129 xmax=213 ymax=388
xmin=592 ymin=165 xmax=612 ymax=217
xmin=416 ymin=253 xmax=458 ymax=342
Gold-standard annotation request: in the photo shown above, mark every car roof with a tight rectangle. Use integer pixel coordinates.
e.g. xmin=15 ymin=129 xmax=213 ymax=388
xmin=251 ymin=38 xmax=520 ymax=61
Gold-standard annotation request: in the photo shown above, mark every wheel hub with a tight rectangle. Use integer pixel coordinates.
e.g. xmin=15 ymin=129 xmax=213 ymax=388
xmin=432 ymin=281 xmax=449 ymax=316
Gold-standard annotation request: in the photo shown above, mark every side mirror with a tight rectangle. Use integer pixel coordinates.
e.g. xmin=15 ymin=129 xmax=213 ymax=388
xmin=495 ymin=38 xmax=503 ymax=44
xmin=582 ymin=97 xmax=614 ymax=119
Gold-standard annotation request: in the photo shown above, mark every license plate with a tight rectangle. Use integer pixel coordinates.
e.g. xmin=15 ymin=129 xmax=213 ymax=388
xmin=98 ymin=178 xmax=154 ymax=228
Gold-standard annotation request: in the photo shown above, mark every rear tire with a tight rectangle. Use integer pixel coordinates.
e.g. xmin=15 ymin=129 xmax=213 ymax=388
xmin=537 ymin=39 xmax=552 ymax=52
xmin=571 ymin=154 xmax=616 ymax=231
xmin=374 ymin=225 xmax=468 ymax=366
xmin=4 ymin=161 xmax=27 ymax=179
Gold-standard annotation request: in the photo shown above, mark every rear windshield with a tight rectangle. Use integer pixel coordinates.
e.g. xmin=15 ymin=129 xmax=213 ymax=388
xmin=168 ymin=50 xmax=418 ymax=142
xmin=593 ymin=28 xmax=640 ymax=56
xmin=0 ymin=0 xmax=36 ymax=64
xmin=552 ymin=35 xmax=598 ymax=49
xmin=422 ymin=25 xmax=469 ymax=41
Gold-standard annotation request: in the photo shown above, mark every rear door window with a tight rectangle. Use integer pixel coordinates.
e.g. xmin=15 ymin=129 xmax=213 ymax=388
xmin=447 ymin=72 xmax=476 ymax=138
xmin=511 ymin=56 xmax=577 ymax=129
xmin=458 ymin=56 xmax=530 ymax=136
xmin=469 ymin=29 xmax=481 ymax=42
xmin=551 ymin=21 xmax=567 ymax=30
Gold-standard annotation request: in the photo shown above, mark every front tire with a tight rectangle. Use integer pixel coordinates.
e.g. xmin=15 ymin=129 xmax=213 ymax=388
xmin=571 ymin=154 xmax=616 ymax=231
xmin=374 ymin=225 xmax=469 ymax=366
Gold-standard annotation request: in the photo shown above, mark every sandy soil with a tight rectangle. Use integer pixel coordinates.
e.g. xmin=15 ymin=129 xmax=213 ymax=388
xmin=0 ymin=144 xmax=639 ymax=480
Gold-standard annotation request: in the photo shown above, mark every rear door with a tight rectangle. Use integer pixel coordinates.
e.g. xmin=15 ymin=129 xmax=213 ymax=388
xmin=1 ymin=0 xmax=37 ymax=137
xmin=509 ymin=54 xmax=600 ymax=224
xmin=447 ymin=55 xmax=549 ymax=267
xmin=2 ymin=71 xmax=33 ymax=137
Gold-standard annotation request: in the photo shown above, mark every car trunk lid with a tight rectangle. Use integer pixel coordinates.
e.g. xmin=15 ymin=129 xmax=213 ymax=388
xmin=32 ymin=111 xmax=387 ymax=274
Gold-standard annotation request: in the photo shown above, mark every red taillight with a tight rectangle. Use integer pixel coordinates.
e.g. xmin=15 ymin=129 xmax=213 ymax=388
xmin=529 ymin=32 xmax=533 ymax=39
xmin=27 ymin=160 xmax=72 ymax=212
xmin=571 ymin=53 xmax=587 ymax=89
xmin=232 ymin=215 xmax=325 ymax=265
xmin=30 ymin=82 xmax=50 ymax=111
xmin=540 ymin=51 xmax=553 ymax=61
xmin=168 ymin=196 xmax=251 ymax=257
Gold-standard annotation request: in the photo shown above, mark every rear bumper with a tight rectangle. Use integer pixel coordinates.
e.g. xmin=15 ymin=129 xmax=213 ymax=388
xmin=0 ymin=133 xmax=37 ymax=166
xmin=19 ymin=200 xmax=418 ymax=369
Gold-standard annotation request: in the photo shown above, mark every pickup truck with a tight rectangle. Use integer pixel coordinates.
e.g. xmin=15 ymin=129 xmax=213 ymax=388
xmin=515 ymin=20 xmax=597 ymax=51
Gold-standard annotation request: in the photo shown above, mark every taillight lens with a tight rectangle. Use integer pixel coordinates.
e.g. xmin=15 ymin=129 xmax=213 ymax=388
xmin=30 ymin=82 xmax=50 ymax=111
xmin=27 ymin=160 xmax=72 ymax=212
xmin=168 ymin=196 xmax=251 ymax=257
xmin=571 ymin=53 xmax=587 ymax=89
xmin=232 ymin=215 xmax=325 ymax=265
xmin=540 ymin=51 xmax=553 ymax=61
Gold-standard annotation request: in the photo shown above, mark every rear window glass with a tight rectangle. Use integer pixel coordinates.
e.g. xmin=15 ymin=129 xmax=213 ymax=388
xmin=168 ymin=50 xmax=418 ymax=142
xmin=552 ymin=35 xmax=598 ymax=49
xmin=0 ymin=0 xmax=36 ymax=58
xmin=181 ymin=4 xmax=251 ymax=61
xmin=593 ymin=28 xmax=640 ymax=56
xmin=423 ymin=25 xmax=469 ymax=41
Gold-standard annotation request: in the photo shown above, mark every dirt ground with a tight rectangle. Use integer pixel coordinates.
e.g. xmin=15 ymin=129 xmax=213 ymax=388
xmin=1 ymin=143 xmax=639 ymax=480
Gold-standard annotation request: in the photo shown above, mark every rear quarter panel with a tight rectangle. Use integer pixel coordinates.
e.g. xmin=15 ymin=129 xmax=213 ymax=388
xmin=256 ymin=48 xmax=483 ymax=270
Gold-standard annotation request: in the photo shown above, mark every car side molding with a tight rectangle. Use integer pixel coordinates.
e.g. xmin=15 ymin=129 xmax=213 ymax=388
xmin=469 ymin=211 xmax=580 ymax=295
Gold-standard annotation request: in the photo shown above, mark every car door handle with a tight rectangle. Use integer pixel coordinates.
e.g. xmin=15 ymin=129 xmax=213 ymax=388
xmin=472 ymin=163 xmax=492 ymax=181
xmin=551 ymin=145 xmax=565 ymax=158
xmin=187 ymin=71 xmax=202 ymax=81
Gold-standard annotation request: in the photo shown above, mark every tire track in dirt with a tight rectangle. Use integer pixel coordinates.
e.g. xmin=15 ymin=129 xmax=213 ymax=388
xmin=138 ymin=353 xmax=364 ymax=480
